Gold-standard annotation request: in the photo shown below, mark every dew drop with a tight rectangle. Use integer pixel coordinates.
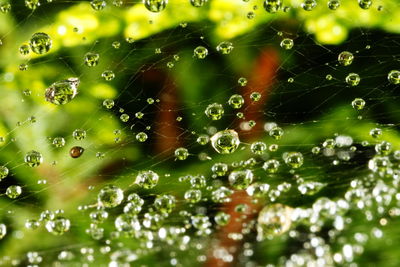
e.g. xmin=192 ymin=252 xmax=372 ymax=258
xmin=90 ymin=0 xmax=106 ymax=10
xmin=24 ymin=150 xmax=43 ymax=167
xmin=280 ymin=38 xmax=294 ymax=50
xmin=103 ymin=99 xmax=115 ymax=109
xmin=29 ymin=32 xmax=52 ymax=54
xmin=0 ymin=166 xmax=8 ymax=180
xmin=45 ymin=78 xmax=80 ymax=105
xmin=283 ymin=152 xmax=304 ymax=168
xmin=136 ymin=132 xmax=148 ymax=142
xmin=143 ymin=0 xmax=168 ymax=12
xmin=257 ymin=204 xmax=293 ymax=240
xmin=97 ymin=185 xmax=124 ymax=208
xmin=52 ymin=137 xmax=66 ymax=148
xmin=345 ymin=73 xmax=360 ymax=86
xmin=0 ymin=3 xmax=11 ymax=13
xmin=175 ymin=147 xmax=189 ymax=160
xmin=301 ymin=0 xmax=317 ymax=11
xmin=351 ymin=98 xmax=365 ymax=110
xmin=210 ymin=129 xmax=240 ymax=154
xmin=72 ymin=129 xmax=86 ymax=140
xmin=0 ymin=224 xmax=6 ymax=239
xmin=238 ymin=77 xmax=248 ymax=86
xmin=194 ymin=46 xmax=208 ymax=59
xmin=102 ymin=70 xmax=115 ymax=81
xmin=358 ymin=0 xmax=372 ymax=9
xmin=216 ymin=41 xmax=234 ymax=55
xmin=388 ymin=70 xmax=400 ymax=85
xmin=190 ymin=0 xmax=207 ymax=7
xmin=84 ymin=52 xmax=100 ymax=67
xmin=328 ymin=0 xmax=340 ymax=10
xmin=6 ymin=185 xmax=22 ymax=199
xmin=263 ymin=0 xmax=282 ymax=13
xmin=228 ymin=169 xmax=253 ymax=190
xmin=228 ymin=94 xmax=244 ymax=109
xmin=338 ymin=51 xmax=354 ymax=66
xmin=136 ymin=170 xmax=159 ymax=189
xmin=70 ymin=146 xmax=84 ymax=158
xmin=205 ymin=103 xmax=224 ymax=120
xmin=250 ymin=92 xmax=261 ymax=101
xmin=45 ymin=216 xmax=71 ymax=235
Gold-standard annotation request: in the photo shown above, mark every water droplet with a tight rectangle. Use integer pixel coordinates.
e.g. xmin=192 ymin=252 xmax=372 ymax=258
xmin=143 ymin=0 xmax=168 ymax=12
xmin=102 ymin=70 xmax=115 ymax=81
xmin=154 ymin=194 xmax=176 ymax=213
xmin=205 ymin=103 xmax=224 ymax=120
xmin=25 ymin=219 xmax=40 ymax=230
xmin=211 ymin=162 xmax=228 ymax=176
xmin=0 ymin=166 xmax=9 ymax=180
xmin=351 ymin=98 xmax=365 ymax=110
xmin=0 ymin=3 xmax=11 ymax=13
xmin=45 ymin=216 xmax=71 ymax=235
xmin=250 ymin=141 xmax=267 ymax=155
xmin=84 ymin=52 xmax=100 ymax=67
xmin=196 ymin=134 xmax=209 ymax=145
xmin=72 ymin=129 xmax=86 ymax=140
xmin=216 ymin=41 xmax=234 ymax=54
xmin=45 ymin=78 xmax=80 ymax=105
xmin=238 ymin=77 xmax=248 ymax=86
xmin=6 ymin=185 xmax=22 ymax=199
xmin=98 ymin=185 xmax=124 ymax=208
xmin=24 ymin=150 xmax=43 ymax=167
xmin=210 ymin=129 xmax=240 ymax=154
xmin=184 ymin=189 xmax=202 ymax=203
xmin=338 ymin=51 xmax=354 ymax=66
xmin=90 ymin=209 xmax=108 ymax=223
xmin=250 ymin=92 xmax=261 ymax=101
xmin=112 ymin=41 xmax=121 ymax=49
xmin=262 ymin=159 xmax=280 ymax=173
xmin=214 ymin=212 xmax=230 ymax=226
xmin=136 ymin=170 xmax=159 ymax=189
xmin=29 ymin=32 xmax=52 ymax=54
xmin=269 ymin=126 xmax=283 ymax=139
xmin=25 ymin=0 xmax=40 ymax=10
xmin=0 ymin=224 xmax=7 ymax=239
xmin=358 ymin=0 xmax=372 ymax=9
xmin=388 ymin=70 xmax=400 ymax=84
xmin=370 ymin=128 xmax=382 ymax=138
xmin=115 ymin=214 xmax=141 ymax=233
xmin=175 ymin=147 xmax=189 ymax=160
xmin=263 ymin=0 xmax=282 ymax=13
xmin=283 ymin=152 xmax=304 ymax=168
xmin=19 ymin=44 xmax=30 ymax=55
xmin=136 ymin=132 xmax=148 ymax=142
xmin=70 ymin=146 xmax=84 ymax=158
xmin=190 ymin=0 xmax=207 ymax=7
xmin=257 ymin=204 xmax=292 ymax=240
xmin=345 ymin=73 xmax=360 ymax=86
xmin=228 ymin=169 xmax=253 ymax=189
xmin=194 ymin=46 xmax=208 ymax=59
xmin=90 ymin=0 xmax=106 ymax=10
xmin=52 ymin=137 xmax=66 ymax=148
xmin=301 ymin=0 xmax=317 ymax=11
xmin=103 ymin=99 xmax=115 ymax=109
xmin=120 ymin=113 xmax=129 ymax=122
xmin=328 ymin=0 xmax=340 ymax=10
xmin=228 ymin=94 xmax=244 ymax=109
xmin=280 ymin=38 xmax=294 ymax=49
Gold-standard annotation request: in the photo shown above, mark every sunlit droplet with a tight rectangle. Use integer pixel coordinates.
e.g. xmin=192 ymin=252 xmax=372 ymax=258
xmin=30 ymin=32 xmax=51 ymax=54
xmin=210 ymin=129 xmax=240 ymax=154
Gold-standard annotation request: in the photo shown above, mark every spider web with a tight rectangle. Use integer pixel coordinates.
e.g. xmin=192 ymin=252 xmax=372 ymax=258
xmin=0 ymin=0 xmax=400 ymax=266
